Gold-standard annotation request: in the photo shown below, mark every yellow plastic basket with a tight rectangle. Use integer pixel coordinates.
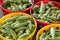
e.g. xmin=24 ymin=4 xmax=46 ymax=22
xmin=0 ymin=12 xmax=37 ymax=40
xmin=36 ymin=24 xmax=60 ymax=40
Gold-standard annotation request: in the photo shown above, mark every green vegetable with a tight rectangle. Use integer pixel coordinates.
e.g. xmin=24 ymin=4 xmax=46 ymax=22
xmin=0 ymin=15 xmax=35 ymax=40
xmin=39 ymin=27 xmax=60 ymax=40
xmin=39 ymin=1 xmax=45 ymax=14
xmin=17 ymin=33 xmax=30 ymax=39
xmin=33 ymin=2 xmax=60 ymax=23
xmin=7 ymin=28 xmax=17 ymax=40
xmin=50 ymin=27 xmax=55 ymax=39
xmin=3 ymin=0 xmax=32 ymax=11
xmin=15 ymin=27 xmax=27 ymax=32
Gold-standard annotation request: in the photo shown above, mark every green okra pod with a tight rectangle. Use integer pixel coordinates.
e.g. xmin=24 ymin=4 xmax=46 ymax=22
xmin=7 ymin=7 xmax=11 ymax=10
xmin=41 ymin=8 xmax=51 ymax=18
xmin=45 ymin=4 xmax=50 ymax=9
xmin=15 ymin=27 xmax=27 ymax=32
xmin=39 ymin=33 xmax=46 ymax=40
xmin=14 ymin=0 xmax=22 ymax=5
xmin=56 ymin=10 xmax=60 ymax=13
xmin=25 ymin=28 xmax=31 ymax=34
xmin=57 ymin=13 xmax=60 ymax=20
xmin=11 ymin=4 xmax=19 ymax=11
xmin=56 ymin=30 xmax=60 ymax=32
xmin=47 ymin=16 xmax=58 ymax=21
xmin=11 ymin=21 xmax=19 ymax=26
xmin=18 ymin=5 xmax=23 ymax=10
xmin=39 ymin=1 xmax=45 ymax=14
xmin=50 ymin=27 xmax=55 ymax=39
xmin=17 ymin=33 xmax=30 ymax=39
xmin=28 ymin=0 xmax=32 ymax=4
xmin=28 ymin=20 xmax=32 ymax=30
xmin=3 ymin=1 xmax=10 ymax=8
xmin=17 ymin=30 xmax=24 ymax=37
xmin=30 ymin=25 xmax=35 ymax=33
xmin=3 ymin=25 xmax=14 ymax=29
xmin=55 ymin=32 xmax=60 ymax=36
xmin=48 ymin=37 xmax=60 ymax=40
xmin=43 ymin=35 xmax=50 ymax=40
xmin=6 ymin=16 xmax=18 ymax=22
xmin=51 ymin=7 xmax=58 ymax=10
xmin=8 ymin=28 xmax=17 ymax=40
xmin=33 ymin=13 xmax=39 ymax=19
xmin=0 ymin=29 xmax=7 ymax=35
xmin=43 ymin=17 xmax=55 ymax=23
xmin=33 ymin=5 xmax=39 ymax=14
xmin=14 ymin=22 xmax=28 ymax=28
xmin=1 ymin=22 xmax=13 ymax=28
xmin=21 ymin=0 xmax=29 ymax=4
xmin=17 ymin=16 xmax=31 ymax=21
xmin=48 ymin=2 xmax=54 ymax=7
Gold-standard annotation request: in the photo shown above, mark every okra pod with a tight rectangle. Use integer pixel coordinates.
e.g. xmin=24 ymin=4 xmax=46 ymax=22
xmin=43 ymin=17 xmax=55 ymax=23
xmin=45 ymin=4 xmax=50 ymax=9
xmin=33 ymin=13 xmax=39 ymax=19
xmin=18 ymin=5 xmax=23 ymax=10
xmin=50 ymin=27 xmax=55 ymax=39
xmin=55 ymin=32 xmax=60 ymax=36
xmin=48 ymin=37 xmax=60 ymax=40
xmin=17 ymin=30 xmax=24 ymax=37
xmin=41 ymin=8 xmax=51 ymax=18
xmin=11 ymin=4 xmax=19 ymax=11
xmin=1 ymin=22 xmax=13 ymax=28
xmin=25 ymin=28 xmax=31 ymax=34
xmin=23 ymin=4 xmax=27 ymax=10
xmin=51 ymin=7 xmax=58 ymax=10
xmin=21 ymin=0 xmax=29 ymax=4
xmin=15 ymin=0 xmax=23 ymax=5
xmin=17 ymin=33 xmax=30 ymax=39
xmin=11 ymin=21 xmax=19 ymax=26
xmin=39 ymin=33 xmax=46 ymax=40
xmin=33 ymin=5 xmax=39 ymax=13
xmin=48 ymin=2 xmax=54 ymax=7
xmin=14 ymin=22 xmax=28 ymax=28
xmin=15 ymin=27 xmax=27 ymax=32
xmin=28 ymin=20 xmax=32 ymax=30
xmin=7 ymin=7 xmax=11 ymax=10
xmin=39 ymin=1 xmax=45 ymax=14
xmin=30 ymin=25 xmax=35 ymax=33
xmin=28 ymin=0 xmax=32 ymax=4
xmin=17 ymin=16 xmax=31 ymax=21
xmin=56 ymin=30 xmax=60 ymax=32
xmin=43 ymin=35 xmax=50 ymax=40
xmin=47 ymin=16 xmax=57 ymax=21
xmin=6 ymin=16 xmax=18 ymax=22
xmin=8 ymin=28 xmax=17 ymax=40
xmin=57 ymin=13 xmax=60 ymax=20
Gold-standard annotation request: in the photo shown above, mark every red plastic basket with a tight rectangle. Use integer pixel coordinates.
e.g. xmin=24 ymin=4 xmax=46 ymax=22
xmin=0 ymin=0 xmax=34 ymax=15
xmin=34 ymin=0 xmax=50 ymax=3
xmin=30 ymin=1 xmax=60 ymax=26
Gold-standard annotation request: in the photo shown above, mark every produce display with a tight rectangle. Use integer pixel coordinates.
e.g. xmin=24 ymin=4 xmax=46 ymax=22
xmin=36 ymin=24 xmax=60 ymax=40
xmin=0 ymin=13 xmax=36 ymax=40
xmin=0 ymin=0 xmax=60 ymax=40
xmin=2 ymin=0 xmax=32 ymax=11
xmin=33 ymin=2 xmax=60 ymax=23
xmin=39 ymin=27 xmax=60 ymax=40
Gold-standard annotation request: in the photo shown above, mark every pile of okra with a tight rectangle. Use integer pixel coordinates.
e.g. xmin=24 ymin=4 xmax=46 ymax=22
xmin=0 ymin=14 xmax=35 ymax=40
xmin=3 ymin=0 xmax=32 ymax=11
xmin=33 ymin=2 xmax=60 ymax=23
xmin=39 ymin=27 xmax=60 ymax=40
